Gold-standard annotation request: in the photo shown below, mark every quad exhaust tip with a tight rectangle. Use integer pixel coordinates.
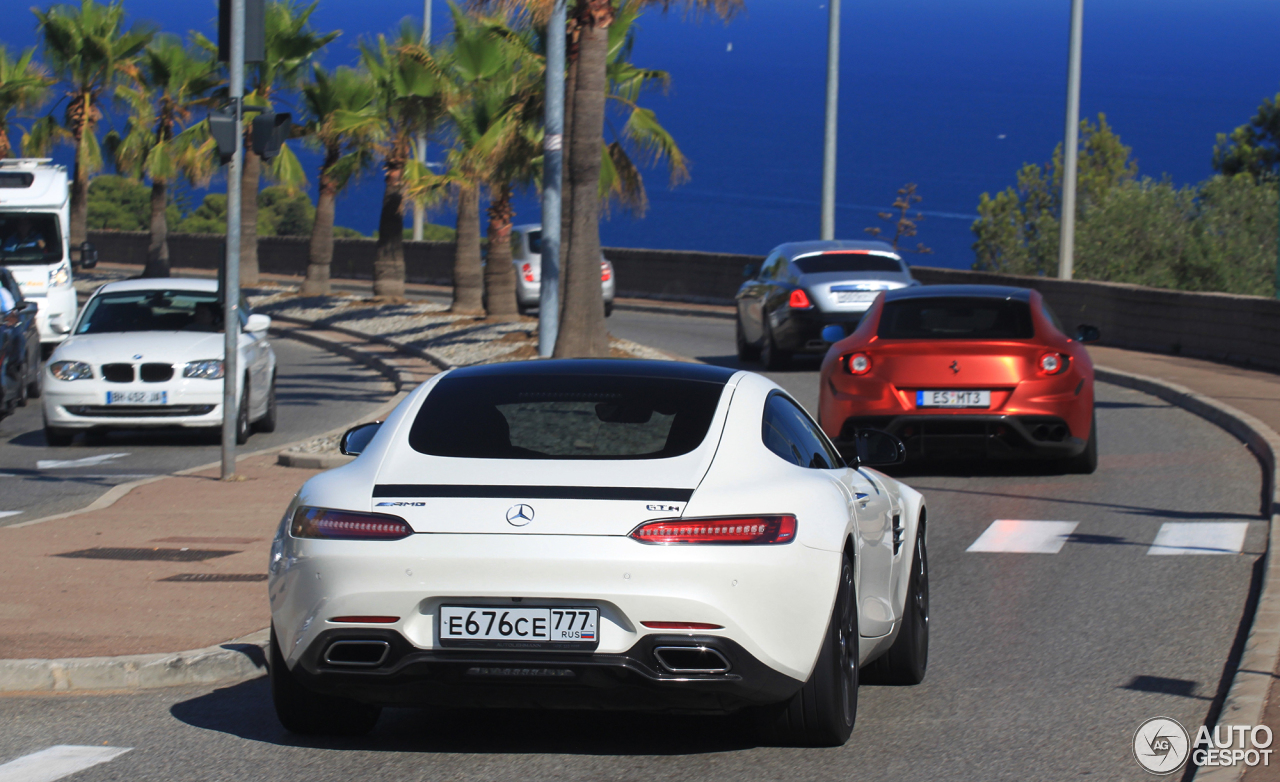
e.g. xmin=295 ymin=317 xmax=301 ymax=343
xmin=653 ymin=645 xmax=731 ymax=674
xmin=324 ymin=639 xmax=391 ymax=667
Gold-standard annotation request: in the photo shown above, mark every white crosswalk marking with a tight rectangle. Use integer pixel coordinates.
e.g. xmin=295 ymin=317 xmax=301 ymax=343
xmin=0 ymin=745 xmax=132 ymax=782
xmin=36 ymin=453 xmax=130 ymax=470
xmin=1148 ymin=522 xmax=1249 ymax=555
xmin=967 ymin=520 xmax=1079 ymax=554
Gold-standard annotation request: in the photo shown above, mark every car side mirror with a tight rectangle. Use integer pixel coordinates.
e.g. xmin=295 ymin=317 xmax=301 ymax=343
xmin=821 ymin=325 xmax=845 ymax=343
xmin=743 ymin=263 xmax=757 ymax=279
xmin=852 ymin=429 xmax=906 ymax=467
xmin=339 ymin=422 xmax=382 ymax=456
xmin=1075 ymin=324 xmax=1100 ymax=343
xmin=245 ymin=313 xmax=271 ymax=333
xmin=78 ymin=241 xmax=98 ymax=269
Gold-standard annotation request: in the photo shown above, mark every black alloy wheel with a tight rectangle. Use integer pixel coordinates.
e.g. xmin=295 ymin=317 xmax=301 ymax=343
xmin=254 ymin=374 xmax=278 ymax=433
xmin=862 ymin=519 xmax=929 ymax=685
xmin=234 ymin=383 xmax=251 ymax=445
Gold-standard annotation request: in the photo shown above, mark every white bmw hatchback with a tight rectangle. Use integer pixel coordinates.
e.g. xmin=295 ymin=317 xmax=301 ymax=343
xmin=268 ymin=359 xmax=929 ymax=745
xmin=41 ymin=278 xmax=277 ymax=445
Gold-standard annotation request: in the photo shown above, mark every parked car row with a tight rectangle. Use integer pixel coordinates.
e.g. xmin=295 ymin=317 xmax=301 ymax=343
xmin=0 ymin=265 xmax=42 ymax=421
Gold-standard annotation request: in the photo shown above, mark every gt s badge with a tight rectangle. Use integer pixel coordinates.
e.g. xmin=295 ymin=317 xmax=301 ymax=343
xmin=376 ymin=501 xmax=425 ymax=507
xmin=646 ymin=504 xmax=681 ymax=512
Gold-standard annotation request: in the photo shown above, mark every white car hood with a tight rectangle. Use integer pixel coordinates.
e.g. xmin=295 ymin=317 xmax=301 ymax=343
xmin=52 ymin=331 xmax=226 ymax=364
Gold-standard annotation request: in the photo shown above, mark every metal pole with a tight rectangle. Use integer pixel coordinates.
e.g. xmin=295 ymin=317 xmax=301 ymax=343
xmin=1274 ymin=184 xmax=1280 ymax=299
xmin=412 ymin=0 xmax=432 ymax=241
xmin=820 ymin=0 xmax=840 ymax=241
xmin=1058 ymin=0 xmax=1084 ymax=280
xmin=538 ymin=0 xmax=566 ymax=357
xmin=221 ymin=0 xmax=244 ymax=480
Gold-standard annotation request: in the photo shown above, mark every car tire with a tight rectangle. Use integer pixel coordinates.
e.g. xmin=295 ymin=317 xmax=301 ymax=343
xmin=269 ymin=626 xmax=381 ymax=736
xmin=736 ymin=315 xmax=761 ymax=362
xmin=1063 ymin=409 xmax=1098 ymax=474
xmin=754 ymin=552 xmax=857 ymax=747
xmin=861 ymin=519 xmax=929 ymax=685
xmin=760 ymin=318 xmax=789 ymax=371
xmin=25 ymin=359 xmax=41 ymax=400
xmin=516 ymin=301 xmax=531 ymax=316
xmin=235 ymin=383 xmax=251 ymax=445
xmin=254 ymin=374 xmax=278 ymax=433
xmin=44 ymin=424 xmax=74 ymax=447
xmin=604 ymin=301 xmax=613 ymax=318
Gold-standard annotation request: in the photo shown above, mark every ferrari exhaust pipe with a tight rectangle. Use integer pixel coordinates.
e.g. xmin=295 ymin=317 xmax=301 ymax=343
xmin=653 ymin=646 xmax=731 ymax=674
xmin=323 ymin=640 xmax=391 ymax=667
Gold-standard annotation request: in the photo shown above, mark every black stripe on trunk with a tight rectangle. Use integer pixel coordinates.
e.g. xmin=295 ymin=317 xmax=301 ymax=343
xmin=372 ymin=485 xmax=695 ymax=502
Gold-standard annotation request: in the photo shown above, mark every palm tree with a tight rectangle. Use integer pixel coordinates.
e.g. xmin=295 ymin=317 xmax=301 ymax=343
xmin=30 ymin=0 xmax=154 ymax=248
xmin=109 ymin=35 xmax=220 ymax=277
xmin=228 ymin=0 xmax=338 ymax=286
xmin=299 ymin=64 xmax=381 ymax=295
xmin=361 ymin=24 xmax=449 ymax=300
xmin=0 ymin=47 xmax=53 ymax=159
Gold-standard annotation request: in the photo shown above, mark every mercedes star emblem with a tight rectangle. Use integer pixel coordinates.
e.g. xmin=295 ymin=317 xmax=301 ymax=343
xmin=506 ymin=504 xmax=535 ymax=526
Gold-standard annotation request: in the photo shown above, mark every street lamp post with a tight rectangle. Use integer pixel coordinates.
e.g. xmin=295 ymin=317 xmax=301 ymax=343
xmin=221 ymin=0 xmax=245 ymax=480
xmin=412 ymin=0 xmax=432 ymax=241
xmin=538 ymin=0 xmax=567 ymax=357
xmin=1058 ymin=0 xmax=1084 ymax=280
xmin=820 ymin=0 xmax=840 ymax=241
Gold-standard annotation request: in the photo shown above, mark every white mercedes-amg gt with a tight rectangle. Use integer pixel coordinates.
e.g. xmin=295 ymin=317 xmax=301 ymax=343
xmin=267 ymin=359 xmax=929 ymax=746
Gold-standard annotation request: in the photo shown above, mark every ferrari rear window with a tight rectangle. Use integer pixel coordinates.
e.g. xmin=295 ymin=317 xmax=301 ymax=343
xmin=878 ymin=297 xmax=1034 ymax=340
xmin=409 ymin=374 xmax=726 ymax=459
xmin=793 ymin=253 xmax=902 ymax=275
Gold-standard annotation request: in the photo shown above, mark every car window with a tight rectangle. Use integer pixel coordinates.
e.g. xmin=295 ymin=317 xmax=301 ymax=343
xmin=760 ymin=252 xmax=785 ymax=281
xmin=762 ymin=393 xmax=841 ymax=469
xmin=76 ymin=290 xmax=224 ymax=334
xmin=878 ymin=297 xmax=1035 ymax=340
xmin=1040 ymin=301 xmax=1065 ymax=335
xmin=793 ymin=252 xmax=902 ymax=275
xmin=0 ymin=214 xmax=63 ymax=264
xmin=509 ymin=231 xmax=524 ymax=258
xmin=526 ymin=230 xmax=542 ymax=256
xmin=409 ymin=373 xmax=727 ymax=460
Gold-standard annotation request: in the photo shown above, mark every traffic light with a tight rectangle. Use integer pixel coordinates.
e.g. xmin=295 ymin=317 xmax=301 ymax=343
xmin=218 ymin=0 xmax=265 ymax=64
xmin=208 ymin=108 xmax=237 ymax=165
xmin=252 ymin=112 xmax=292 ymax=161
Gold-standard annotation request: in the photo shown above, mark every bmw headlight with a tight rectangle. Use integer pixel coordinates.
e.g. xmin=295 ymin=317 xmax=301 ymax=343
xmin=48 ymin=263 xmax=70 ymax=288
xmin=49 ymin=361 xmax=93 ymax=381
xmin=183 ymin=359 xmax=225 ymax=379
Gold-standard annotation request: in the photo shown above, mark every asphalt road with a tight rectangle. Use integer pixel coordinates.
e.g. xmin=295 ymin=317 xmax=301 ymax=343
xmin=0 ymin=336 xmax=393 ymax=526
xmin=0 ymin=307 xmax=1267 ymax=781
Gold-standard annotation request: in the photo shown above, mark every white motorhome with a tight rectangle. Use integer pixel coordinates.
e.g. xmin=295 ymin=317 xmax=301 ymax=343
xmin=0 ymin=159 xmax=96 ymax=349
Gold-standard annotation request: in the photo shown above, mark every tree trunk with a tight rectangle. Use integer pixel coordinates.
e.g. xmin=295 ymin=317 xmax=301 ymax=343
xmin=557 ymin=49 xmax=579 ymax=322
xmin=484 ymin=185 xmax=518 ymax=319
xmin=0 ymin=127 xmax=11 ymax=159
xmin=303 ymin=157 xmax=338 ymax=296
xmin=142 ymin=177 xmax=170 ymax=277
xmin=452 ymin=185 xmax=485 ymax=315
xmin=554 ymin=7 xmax=611 ymax=358
xmin=68 ymin=93 xmax=91 ymax=249
xmin=239 ymin=148 xmax=261 ymax=287
xmin=373 ymin=162 xmax=406 ymax=300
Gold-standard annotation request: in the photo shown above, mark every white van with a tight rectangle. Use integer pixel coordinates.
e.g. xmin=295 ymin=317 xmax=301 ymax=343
xmin=0 ymin=159 xmax=96 ymax=350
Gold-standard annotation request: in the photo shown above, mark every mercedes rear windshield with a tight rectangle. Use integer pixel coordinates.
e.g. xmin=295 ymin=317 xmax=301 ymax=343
xmin=793 ymin=253 xmax=902 ymax=275
xmin=409 ymin=373 xmax=726 ymax=460
xmin=877 ymin=297 xmax=1035 ymax=340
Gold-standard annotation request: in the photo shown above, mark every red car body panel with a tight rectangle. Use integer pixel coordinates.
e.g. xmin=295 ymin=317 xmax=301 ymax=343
xmin=818 ymin=286 xmax=1095 ymax=460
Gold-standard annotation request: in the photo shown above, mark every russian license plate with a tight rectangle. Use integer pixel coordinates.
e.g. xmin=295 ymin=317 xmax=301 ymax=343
xmin=105 ymin=390 xmax=167 ymax=405
xmin=835 ymin=291 xmax=879 ymax=303
xmin=439 ymin=606 xmax=599 ymax=648
xmin=916 ymin=390 xmax=991 ymax=408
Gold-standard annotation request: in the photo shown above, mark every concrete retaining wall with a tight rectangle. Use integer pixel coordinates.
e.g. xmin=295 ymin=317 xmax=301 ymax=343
xmin=87 ymin=230 xmax=1280 ymax=370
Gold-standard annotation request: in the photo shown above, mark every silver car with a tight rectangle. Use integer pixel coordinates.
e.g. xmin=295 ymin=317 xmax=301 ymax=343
xmin=735 ymin=240 xmax=920 ymax=369
xmin=510 ymin=224 xmax=616 ymax=317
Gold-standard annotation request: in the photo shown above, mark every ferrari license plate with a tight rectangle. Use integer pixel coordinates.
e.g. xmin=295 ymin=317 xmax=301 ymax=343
xmin=916 ymin=390 xmax=990 ymax=408
xmin=835 ymin=291 xmax=879 ymax=303
xmin=106 ymin=390 xmax=167 ymax=405
xmin=439 ymin=606 xmax=598 ymax=647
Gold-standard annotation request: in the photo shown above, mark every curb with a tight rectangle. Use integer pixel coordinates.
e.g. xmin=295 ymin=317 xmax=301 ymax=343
xmin=0 ymin=629 xmax=269 ymax=693
xmin=1095 ymin=366 xmax=1280 ymax=782
xmin=276 ymin=452 xmax=355 ymax=469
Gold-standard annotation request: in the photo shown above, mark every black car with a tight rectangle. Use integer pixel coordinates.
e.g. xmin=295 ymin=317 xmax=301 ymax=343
xmin=0 ymin=265 xmax=41 ymax=420
xmin=735 ymin=240 xmax=919 ymax=370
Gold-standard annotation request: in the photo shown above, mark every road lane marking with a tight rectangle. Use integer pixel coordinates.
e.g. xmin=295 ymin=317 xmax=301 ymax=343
xmin=1147 ymin=522 xmax=1249 ymax=555
xmin=0 ymin=512 xmax=20 ymax=519
xmin=36 ymin=453 xmax=130 ymax=470
xmin=0 ymin=745 xmax=132 ymax=782
xmin=967 ymin=520 xmax=1079 ymax=554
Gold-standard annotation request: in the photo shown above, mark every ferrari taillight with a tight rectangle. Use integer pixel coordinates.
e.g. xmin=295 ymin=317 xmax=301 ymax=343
xmin=601 ymin=261 xmax=612 ymax=282
xmin=291 ymin=507 xmax=413 ymax=540
xmin=629 ymin=515 xmax=797 ymax=545
xmin=789 ymin=289 xmax=812 ymax=308
xmin=843 ymin=352 xmax=871 ymax=375
xmin=1038 ymin=352 xmax=1068 ymax=375
xmin=522 ymin=263 xmax=535 ymax=283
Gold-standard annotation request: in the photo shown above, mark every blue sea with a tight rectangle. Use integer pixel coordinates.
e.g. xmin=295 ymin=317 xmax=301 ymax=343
xmin=7 ymin=0 xmax=1280 ymax=270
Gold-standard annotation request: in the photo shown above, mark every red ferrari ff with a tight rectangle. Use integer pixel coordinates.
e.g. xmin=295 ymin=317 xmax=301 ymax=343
xmin=818 ymin=285 xmax=1100 ymax=472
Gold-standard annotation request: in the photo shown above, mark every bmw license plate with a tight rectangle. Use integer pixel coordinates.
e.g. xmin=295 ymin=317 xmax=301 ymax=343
xmin=106 ymin=390 xmax=167 ymax=405
xmin=916 ymin=390 xmax=991 ymax=408
xmin=439 ymin=606 xmax=599 ymax=649
xmin=835 ymin=291 xmax=879 ymax=303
